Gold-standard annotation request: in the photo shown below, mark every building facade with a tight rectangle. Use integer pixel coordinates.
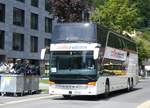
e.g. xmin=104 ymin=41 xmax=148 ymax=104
xmin=0 ymin=0 xmax=52 ymax=65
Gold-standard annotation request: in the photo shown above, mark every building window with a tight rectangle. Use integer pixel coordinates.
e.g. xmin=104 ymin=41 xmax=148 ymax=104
xmin=12 ymin=33 xmax=24 ymax=51
xmin=30 ymin=36 xmax=38 ymax=52
xmin=31 ymin=13 xmax=38 ymax=30
xmin=16 ymin=0 xmax=25 ymax=3
xmin=0 ymin=3 xmax=5 ymax=22
xmin=45 ymin=0 xmax=52 ymax=12
xmin=45 ymin=17 xmax=52 ymax=33
xmin=45 ymin=38 xmax=51 ymax=47
xmin=0 ymin=30 xmax=5 ymax=49
xmin=13 ymin=8 xmax=24 ymax=26
xmin=31 ymin=0 xmax=38 ymax=7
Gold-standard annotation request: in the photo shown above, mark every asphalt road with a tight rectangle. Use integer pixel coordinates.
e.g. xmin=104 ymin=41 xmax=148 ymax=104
xmin=0 ymin=78 xmax=150 ymax=108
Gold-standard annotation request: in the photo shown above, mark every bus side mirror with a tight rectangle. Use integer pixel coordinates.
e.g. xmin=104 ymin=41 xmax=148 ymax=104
xmin=40 ymin=48 xmax=46 ymax=60
xmin=93 ymin=48 xmax=99 ymax=60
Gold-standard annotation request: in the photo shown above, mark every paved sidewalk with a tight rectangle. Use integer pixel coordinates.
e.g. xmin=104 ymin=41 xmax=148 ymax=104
xmin=39 ymin=83 xmax=49 ymax=90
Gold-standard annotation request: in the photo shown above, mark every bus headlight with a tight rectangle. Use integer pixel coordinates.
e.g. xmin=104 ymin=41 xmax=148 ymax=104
xmin=87 ymin=82 xmax=96 ymax=86
xmin=48 ymin=80 xmax=55 ymax=85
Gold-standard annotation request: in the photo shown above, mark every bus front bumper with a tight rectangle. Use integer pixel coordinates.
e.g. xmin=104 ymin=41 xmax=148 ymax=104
xmin=49 ymin=84 xmax=97 ymax=96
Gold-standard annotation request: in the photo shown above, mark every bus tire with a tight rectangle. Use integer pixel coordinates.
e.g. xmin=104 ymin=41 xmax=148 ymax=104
xmin=63 ymin=95 xmax=71 ymax=99
xmin=130 ymin=78 xmax=134 ymax=90
xmin=127 ymin=79 xmax=131 ymax=91
xmin=104 ymin=81 xmax=110 ymax=97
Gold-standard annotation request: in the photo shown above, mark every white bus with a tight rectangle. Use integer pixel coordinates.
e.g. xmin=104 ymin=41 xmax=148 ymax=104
xmin=46 ymin=23 xmax=139 ymax=98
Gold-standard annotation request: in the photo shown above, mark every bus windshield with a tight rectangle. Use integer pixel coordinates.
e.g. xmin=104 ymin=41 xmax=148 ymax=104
xmin=52 ymin=23 xmax=97 ymax=43
xmin=50 ymin=51 xmax=96 ymax=75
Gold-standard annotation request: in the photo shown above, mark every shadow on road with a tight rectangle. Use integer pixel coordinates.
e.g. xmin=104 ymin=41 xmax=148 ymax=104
xmin=0 ymin=90 xmax=42 ymax=97
xmin=108 ymin=88 xmax=141 ymax=99
xmin=53 ymin=88 xmax=141 ymax=101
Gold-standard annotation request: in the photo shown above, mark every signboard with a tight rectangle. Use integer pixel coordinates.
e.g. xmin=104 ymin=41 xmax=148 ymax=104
xmin=50 ymin=43 xmax=100 ymax=51
xmin=104 ymin=47 xmax=127 ymax=61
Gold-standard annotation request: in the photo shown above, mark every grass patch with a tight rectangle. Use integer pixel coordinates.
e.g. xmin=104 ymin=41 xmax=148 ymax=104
xmin=40 ymin=79 xmax=49 ymax=84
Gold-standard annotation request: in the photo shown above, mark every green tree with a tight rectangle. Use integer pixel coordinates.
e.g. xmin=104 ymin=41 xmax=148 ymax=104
xmin=130 ymin=0 xmax=150 ymax=27
xmin=134 ymin=0 xmax=150 ymax=62
xmin=134 ymin=33 xmax=150 ymax=64
xmin=87 ymin=0 xmax=105 ymax=7
xmin=90 ymin=0 xmax=142 ymax=33
xmin=142 ymin=30 xmax=150 ymax=42
xmin=50 ymin=0 xmax=88 ymax=22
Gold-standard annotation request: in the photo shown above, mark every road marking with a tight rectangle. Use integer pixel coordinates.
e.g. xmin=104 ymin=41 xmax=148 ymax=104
xmin=137 ymin=100 xmax=150 ymax=108
xmin=0 ymin=95 xmax=60 ymax=106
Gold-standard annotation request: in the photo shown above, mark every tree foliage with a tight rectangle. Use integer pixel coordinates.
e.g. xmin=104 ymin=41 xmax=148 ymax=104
xmin=50 ymin=0 xmax=87 ymax=22
xmin=130 ymin=0 xmax=150 ymax=27
xmin=90 ymin=0 xmax=142 ymax=33
xmin=87 ymin=0 xmax=105 ymax=7
xmin=134 ymin=31 xmax=150 ymax=63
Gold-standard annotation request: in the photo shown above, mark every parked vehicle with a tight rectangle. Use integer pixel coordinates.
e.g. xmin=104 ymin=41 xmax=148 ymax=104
xmin=41 ymin=23 xmax=139 ymax=98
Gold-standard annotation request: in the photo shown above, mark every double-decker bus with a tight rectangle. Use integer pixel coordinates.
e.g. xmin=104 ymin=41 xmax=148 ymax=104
xmin=44 ymin=23 xmax=139 ymax=98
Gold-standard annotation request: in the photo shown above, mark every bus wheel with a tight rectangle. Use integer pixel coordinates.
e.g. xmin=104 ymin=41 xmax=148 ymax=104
xmin=127 ymin=79 xmax=131 ymax=91
xmin=130 ymin=78 xmax=134 ymax=90
xmin=63 ymin=95 xmax=71 ymax=99
xmin=104 ymin=82 xmax=110 ymax=97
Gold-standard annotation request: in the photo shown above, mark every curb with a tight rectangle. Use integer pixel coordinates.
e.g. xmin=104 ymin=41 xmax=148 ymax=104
xmin=137 ymin=100 xmax=150 ymax=108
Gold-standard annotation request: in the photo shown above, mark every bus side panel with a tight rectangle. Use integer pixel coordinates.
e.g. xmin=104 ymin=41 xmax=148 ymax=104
xmin=127 ymin=53 xmax=139 ymax=86
xmin=96 ymin=77 xmax=107 ymax=94
xmin=96 ymin=76 xmax=128 ymax=95
xmin=109 ymin=76 xmax=128 ymax=91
